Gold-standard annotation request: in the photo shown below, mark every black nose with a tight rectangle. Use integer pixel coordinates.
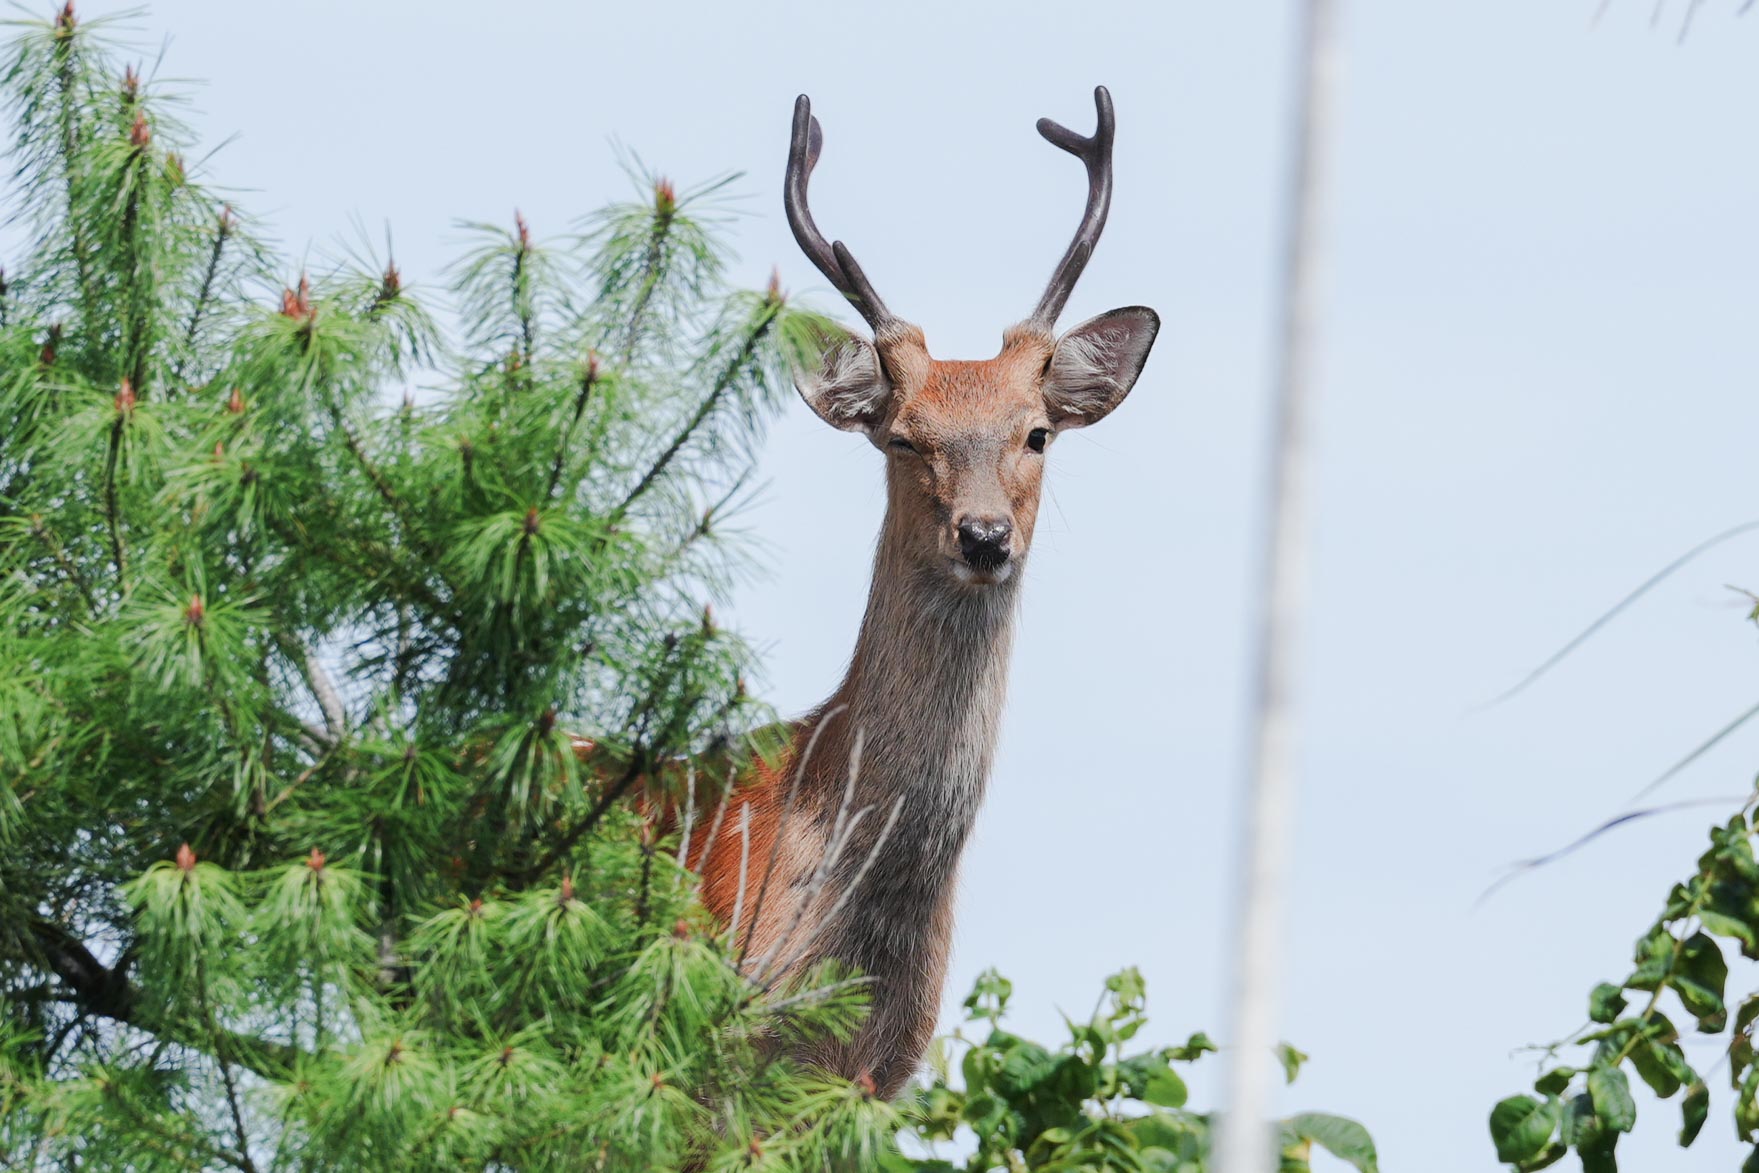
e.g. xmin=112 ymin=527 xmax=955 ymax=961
xmin=957 ymin=517 xmax=1013 ymax=571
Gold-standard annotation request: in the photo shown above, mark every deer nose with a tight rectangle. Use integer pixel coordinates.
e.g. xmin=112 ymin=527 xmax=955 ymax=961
xmin=957 ymin=517 xmax=1013 ymax=571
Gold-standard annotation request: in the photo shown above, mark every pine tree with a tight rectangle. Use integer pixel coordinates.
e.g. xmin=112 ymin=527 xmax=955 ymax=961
xmin=0 ymin=6 xmax=901 ymax=1168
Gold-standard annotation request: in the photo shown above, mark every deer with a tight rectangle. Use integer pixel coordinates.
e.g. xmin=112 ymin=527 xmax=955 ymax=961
xmin=679 ymin=86 xmax=1159 ymax=1099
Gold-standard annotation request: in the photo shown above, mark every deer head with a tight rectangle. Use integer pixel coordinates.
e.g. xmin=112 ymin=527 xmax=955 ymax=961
xmin=786 ymin=87 xmax=1159 ymax=587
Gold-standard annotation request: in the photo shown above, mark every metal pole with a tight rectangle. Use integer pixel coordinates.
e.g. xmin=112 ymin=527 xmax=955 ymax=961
xmin=1215 ymin=2 xmax=1340 ymax=1172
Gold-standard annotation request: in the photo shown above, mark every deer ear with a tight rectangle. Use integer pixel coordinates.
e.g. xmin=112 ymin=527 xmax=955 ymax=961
xmin=796 ymin=336 xmax=891 ymax=433
xmin=1043 ymin=306 xmax=1159 ymax=429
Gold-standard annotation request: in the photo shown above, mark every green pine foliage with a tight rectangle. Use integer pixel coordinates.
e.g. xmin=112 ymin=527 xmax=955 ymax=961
xmin=0 ymin=7 xmax=1381 ymax=1170
xmin=0 ymin=5 xmax=896 ymax=1168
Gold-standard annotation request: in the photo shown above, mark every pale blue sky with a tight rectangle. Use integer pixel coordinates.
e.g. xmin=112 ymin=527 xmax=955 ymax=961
xmin=17 ymin=1 xmax=1759 ymax=1168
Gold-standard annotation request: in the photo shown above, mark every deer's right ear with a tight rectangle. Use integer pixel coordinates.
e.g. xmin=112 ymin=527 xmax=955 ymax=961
xmin=795 ymin=336 xmax=891 ymax=433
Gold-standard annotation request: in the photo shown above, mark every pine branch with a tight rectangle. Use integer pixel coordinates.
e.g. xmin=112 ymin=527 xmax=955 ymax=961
xmin=618 ymin=182 xmax=678 ymax=367
xmin=119 ymin=110 xmax=152 ymax=397
xmin=51 ymin=9 xmax=95 ymax=320
xmin=102 ymin=392 xmax=128 ymax=584
xmin=546 ymin=355 xmax=600 ymax=501
xmin=612 ymin=299 xmax=780 ymax=521
xmin=29 ymin=512 xmax=98 ymax=613
xmin=27 ymin=917 xmax=304 ymax=1083
xmin=195 ymin=955 xmax=259 ymax=1173
xmin=171 ymin=204 xmax=233 ymax=384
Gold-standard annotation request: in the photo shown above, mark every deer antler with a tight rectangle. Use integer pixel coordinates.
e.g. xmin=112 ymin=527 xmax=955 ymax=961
xmin=1028 ymin=85 xmax=1116 ymax=333
xmin=784 ymin=95 xmax=900 ymax=336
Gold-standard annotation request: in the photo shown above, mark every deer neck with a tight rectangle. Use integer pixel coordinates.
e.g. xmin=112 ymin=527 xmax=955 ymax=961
xmin=814 ymin=499 xmax=1023 ymax=873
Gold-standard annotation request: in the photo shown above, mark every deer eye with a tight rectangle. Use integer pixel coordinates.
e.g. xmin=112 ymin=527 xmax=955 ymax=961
xmin=887 ymin=436 xmax=917 ymax=455
xmin=1026 ymin=428 xmax=1049 ymax=453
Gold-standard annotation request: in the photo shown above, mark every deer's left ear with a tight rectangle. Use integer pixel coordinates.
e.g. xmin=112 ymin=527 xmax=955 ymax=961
xmin=1043 ymin=306 xmax=1160 ymax=429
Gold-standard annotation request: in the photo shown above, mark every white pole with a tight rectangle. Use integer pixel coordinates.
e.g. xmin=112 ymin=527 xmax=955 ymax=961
xmin=1215 ymin=2 xmax=1340 ymax=1172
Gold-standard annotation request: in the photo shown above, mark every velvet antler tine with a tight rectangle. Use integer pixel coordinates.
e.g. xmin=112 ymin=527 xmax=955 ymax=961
xmin=784 ymin=95 xmax=897 ymax=334
xmin=1028 ymin=86 xmax=1117 ymax=332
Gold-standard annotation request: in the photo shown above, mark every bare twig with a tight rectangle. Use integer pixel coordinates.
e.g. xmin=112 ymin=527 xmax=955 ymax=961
xmin=738 ymin=707 xmax=845 ymax=968
xmin=764 ymin=794 xmax=906 ymax=991
xmin=696 ymin=767 xmax=736 ymax=873
xmin=302 ymin=644 xmax=347 ymax=740
xmin=747 ymin=728 xmax=865 ymax=981
xmin=1480 ymin=518 xmax=1759 ymax=709
xmin=727 ymin=802 xmax=753 ymax=949
xmin=1476 ymin=795 xmax=1750 ymax=907
xmin=673 ymin=764 xmax=698 ymax=883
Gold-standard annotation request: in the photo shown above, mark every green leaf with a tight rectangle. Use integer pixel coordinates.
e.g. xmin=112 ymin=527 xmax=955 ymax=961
xmin=1277 ymin=1042 xmax=1309 ymax=1086
xmin=1680 ymin=1081 xmax=1709 ymax=1147
xmin=1676 ymin=932 xmax=1729 ymax=1032
xmin=1697 ymin=908 xmax=1758 ymax=957
xmin=1283 ymin=1113 xmax=1378 ymax=1173
xmin=1535 ymin=1068 xmax=1575 ymax=1097
xmin=1169 ymin=1032 xmax=1218 ymax=1062
xmin=1588 ymin=1067 xmax=1637 ymax=1134
xmin=1627 ymin=927 xmax=1675 ymax=992
xmin=1629 ymin=1041 xmax=1683 ymax=1099
xmin=1589 ymin=983 xmax=1627 ymax=1024
xmin=1515 ymin=1142 xmax=1568 ymax=1172
xmin=1560 ymin=1094 xmax=1600 ymax=1149
xmin=1490 ymin=1095 xmax=1560 ymax=1165
xmin=1579 ymin=1132 xmax=1619 ymax=1173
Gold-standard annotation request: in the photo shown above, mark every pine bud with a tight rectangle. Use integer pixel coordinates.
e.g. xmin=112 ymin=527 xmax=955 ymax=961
xmin=164 ymin=152 xmax=185 ymax=186
xmin=279 ymin=274 xmax=312 ymax=321
xmin=735 ymin=676 xmax=747 ymax=700
xmin=749 ymin=1138 xmax=764 ymax=1158
xmin=218 ymin=204 xmax=235 ymax=235
xmin=701 ymin=605 xmax=715 ymax=637
xmin=855 ymin=1071 xmax=877 ymax=1098
xmin=653 ymin=178 xmax=676 ymax=218
xmin=586 ymin=350 xmax=601 ymax=382
xmin=114 ymin=378 xmax=136 ymax=416
xmin=650 ymin=1073 xmax=665 ymax=1092
xmin=184 ymin=594 xmax=204 ymax=628
xmin=213 ymin=441 xmax=224 ymax=460
xmin=536 ymin=705 xmax=556 ymax=734
xmin=40 ymin=324 xmax=60 ymax=366
xmin=378 ymin=260 xmax=401 ymax=306
xmin=766 ymin=266 xmax=783 ymax=304
xmin=523 ymin=506 xmax=541 ymax=535
xmin=514 ymin=210 xmax=531 ymax=250
xmin=384 ymin=1041 xmax=403 ymax=1066
xmin=55 ymin=2 xmax=74 ymax=35
xmin=226 ymin=386 xmax=244 ymax=414
xmin=497 ymin=1045 xmax=515 ymax=1067
xmin=673 ymin=918 xmax=691 ymax=939
xmin=122 ymin=65 xmax=139 ymax=101
xmin=467 ymin=896 xmax=483 ymax=916
xmin=559 ymin=874 xmax=574 ymax=903
xmin=175 ymin=842 xmax=196 ymax=872
xmin=129 ymin=112 xmax=150 ymax=149
xmin=306 ymin=847 xmax=326 ymax=872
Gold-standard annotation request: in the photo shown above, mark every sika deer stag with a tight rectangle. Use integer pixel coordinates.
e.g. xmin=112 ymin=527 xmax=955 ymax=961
xmin=688 ymin=87 xmax=1159 ymax=1097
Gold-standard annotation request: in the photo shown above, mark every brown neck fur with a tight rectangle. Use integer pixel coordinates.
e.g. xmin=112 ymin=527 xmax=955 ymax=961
xmin=692 ymin=461 xmax=1025 ymax=1096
